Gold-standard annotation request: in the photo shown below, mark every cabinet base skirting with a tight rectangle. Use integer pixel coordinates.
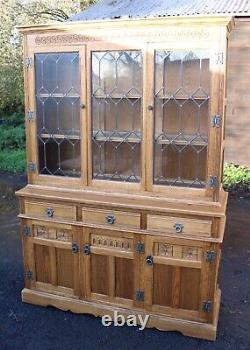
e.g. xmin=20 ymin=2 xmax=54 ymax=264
xmin=21 ymin=288 xmax=221 ymax=341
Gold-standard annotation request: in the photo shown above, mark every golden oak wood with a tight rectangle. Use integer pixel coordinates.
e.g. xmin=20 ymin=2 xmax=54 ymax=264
xmin=16 ymin=15 xmax=232 ymax=340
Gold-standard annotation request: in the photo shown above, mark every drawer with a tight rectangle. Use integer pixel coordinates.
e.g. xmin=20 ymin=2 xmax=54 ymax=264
xmin=82 ymin=207 xmax=141 ymax=229
xmin=147 ymin=214 xmax=212 ymax=237
xmin=24 ymin=201 xmax=77 ymax=221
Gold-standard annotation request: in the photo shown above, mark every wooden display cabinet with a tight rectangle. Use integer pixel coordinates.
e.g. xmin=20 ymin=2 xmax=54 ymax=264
xmin=16 ymin=15 xmax=233 ymax=340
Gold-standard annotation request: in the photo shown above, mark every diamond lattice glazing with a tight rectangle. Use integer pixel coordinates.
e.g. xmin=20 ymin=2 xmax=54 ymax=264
xmin=154 ymin=50 xmax=210 ymax=188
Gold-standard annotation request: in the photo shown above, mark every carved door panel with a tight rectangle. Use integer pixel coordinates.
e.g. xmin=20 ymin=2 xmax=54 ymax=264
xmin=22 ymin=219 xmax=80 ymax=297
xmin=144 ymin=235 xmax=215 ymax=322
xmin=82 ymin=228 xmax=142 ymax=308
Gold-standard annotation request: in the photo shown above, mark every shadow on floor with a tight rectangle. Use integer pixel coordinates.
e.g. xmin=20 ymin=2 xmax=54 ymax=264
xmin=0 ymin=173 xmax=249 ymax=350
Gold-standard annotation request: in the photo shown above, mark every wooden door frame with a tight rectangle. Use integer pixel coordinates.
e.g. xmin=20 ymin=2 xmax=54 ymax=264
xmin=81 ymin=227 xmax=141 ymax=308
xmin=22 ymin=219 xmax=80 ymax=297
xmin=144 ymin=235 xmax=211 ymax=322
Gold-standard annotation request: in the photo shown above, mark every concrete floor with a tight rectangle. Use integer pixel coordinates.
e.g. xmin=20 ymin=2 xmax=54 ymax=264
xmin=0 ymin=173 xmax=249 ymax=350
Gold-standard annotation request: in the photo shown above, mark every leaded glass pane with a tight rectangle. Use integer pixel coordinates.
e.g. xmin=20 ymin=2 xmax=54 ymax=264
xmin=91 ymin=51 xmax=142 ymax=183
xmin=154 ymin=50 xmax=210 ymax=188
xmin=35 ymin=52 xmax=81 ymax=177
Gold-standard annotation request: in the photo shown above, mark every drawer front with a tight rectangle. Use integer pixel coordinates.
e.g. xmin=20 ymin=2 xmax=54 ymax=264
xmin=82 ymin=208 xmax=140 ymax=229
xmin=147 ymin=214 xmax=211 ymax=237
xmin=25 ymin=201 xmax=77 ymax=221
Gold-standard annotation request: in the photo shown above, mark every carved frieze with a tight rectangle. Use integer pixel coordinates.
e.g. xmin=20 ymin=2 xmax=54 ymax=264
xmin=91 ymin=234 xmax=132 ymax=251
xmin=34 ymin=225 xmax=72 ymax=241
xmin=35 ymin=34 xmax=88 ymax=45
xmin=155 ymin=243 xmax=201 ymax=261
xmin=34 ymin=28 xmax=210 ymax=46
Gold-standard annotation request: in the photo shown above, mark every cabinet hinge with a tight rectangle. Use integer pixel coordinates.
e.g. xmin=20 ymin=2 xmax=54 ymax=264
xmin=24 ymin=270 xmax=33 ymax=280
xmin=71 ymin=243 xmax=79 ymax=254
xmin=211 ymin=115 xmax=221 ymax=128
xmin=26 ymin=111 xmax=34 ymax=121
xmin=135 ymin=242 xmax=145 ymax=254
xmin=202 ymin=300 xmax=212 ymax=313
xmin=22 ymin=226 xmax=31 ymax=237
xmin=208 ymin=176 xmax=218 ymax=189
xmin=27 ymin=162 xmax=36 ymax=173
xmin=135 ymin=290 xmax=144 ymax=302
xmin=214 ymin=51 xmax=224 ymax=65
xmin=24 ymin=57 xmax=32 ymax=68
xmin=206 ymin=250 xmax=216 ymax=263
xmin=83 ymin=244 xmax=91 ymax=255
xmin=145 ymin=255 xmax=154 ymax=265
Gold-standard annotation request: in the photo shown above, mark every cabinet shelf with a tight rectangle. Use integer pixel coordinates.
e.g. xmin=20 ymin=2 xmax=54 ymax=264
xmin=38 ymin=133 xmax=80 ymax=140
xmin=92 ymin=94 xmax=141 ymax=99
xmin=154 ymin=177 xmax=206 ymax=188
xmin=92 ymin=130 xmax=141 ymax=143
xmin=155 ymin=96 xmax=209 ymax=101
xmin=37 ymin=93 xmax=80 ymax=98
xmin=155 ymin=134 xmax=208 ymax=146
xmin=93 ymin=172 xmax=140 ymax=182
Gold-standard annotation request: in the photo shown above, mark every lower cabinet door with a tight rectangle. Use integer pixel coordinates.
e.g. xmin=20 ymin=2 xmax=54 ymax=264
xmin=144 ymin=235 xmax=214 ymax=322
xmin=82 ymin=229 xmax=141 ymax=308
xmin=23 ymin=220 xmax=80 ymax=298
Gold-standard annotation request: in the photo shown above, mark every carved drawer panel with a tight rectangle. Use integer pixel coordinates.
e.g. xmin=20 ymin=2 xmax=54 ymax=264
xmin=147 ymin=214 xmax=212 ymax=237
xmin=82 ymin=207 xmax=140 ymax=229
xmin=91 ymin=234 xmax=133 ymax=252
xmin=24 ymin=201 xmax=77 ymax=221
xmin=154 ymin=243 xmax=203 ymax=263
xmin=34 ymin=225 xmax=73 ymax=242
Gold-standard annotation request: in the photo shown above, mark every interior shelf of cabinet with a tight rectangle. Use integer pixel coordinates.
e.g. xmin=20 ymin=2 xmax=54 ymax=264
xmin=37 ymin=93 xmax=80 ymax=98
xmin=60 ymin=170 xmax=81 ymax=177
xmin=155 ymin=96 xmax=209 ymax=101
xmin=154 ymin=177 xmax=206 ymax=188
xmin=38 ymin=133 xmax=80 ymax=140
xmin=92 ymin=130 xmax=141 ymax=143
xmin=155 ymin=134 xmax=208 ymax=146
xmin=93 ymin=173 xmax=140 ymax=182
xmin=92 ymin=94 xmax=141 ymax=99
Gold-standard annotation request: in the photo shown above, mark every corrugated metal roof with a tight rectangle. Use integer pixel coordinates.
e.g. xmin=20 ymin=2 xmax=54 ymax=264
xmin=69 ymin=0 xmax=250 ymax=21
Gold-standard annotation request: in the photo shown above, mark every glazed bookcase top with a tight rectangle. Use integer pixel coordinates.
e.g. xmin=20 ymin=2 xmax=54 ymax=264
xmin=20 ymin=16 xmax=233 ymax=202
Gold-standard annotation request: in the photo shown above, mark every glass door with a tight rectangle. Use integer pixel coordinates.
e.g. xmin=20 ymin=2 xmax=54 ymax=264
xmin=153 ymin=50 xmax=210 ymax=189
xmin=35 ymin=51 xmax=81 ymax=177
xmin=89 ymin=48 xmax=143 ymax=189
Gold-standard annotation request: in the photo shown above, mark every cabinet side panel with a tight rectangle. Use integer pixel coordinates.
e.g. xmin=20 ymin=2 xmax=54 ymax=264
xmin=115 ymin=257 xmax=134 ymax=300
xmin=153 ymin=264 xmax=173 ymax=307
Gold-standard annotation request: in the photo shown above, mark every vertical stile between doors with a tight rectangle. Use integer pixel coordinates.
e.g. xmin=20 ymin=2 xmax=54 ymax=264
xmin=79 ymin=46 xmax=88 ymax=187
xmin=207 ymin=26 xmax=228 ymax=201
xmin=145 ymin=45 xmax=155 ymax=192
